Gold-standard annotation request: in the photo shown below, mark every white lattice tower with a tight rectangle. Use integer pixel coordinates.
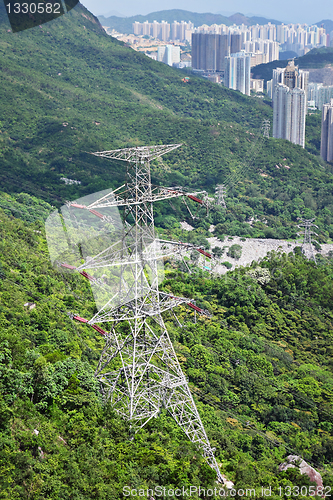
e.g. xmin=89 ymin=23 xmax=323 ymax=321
xmin=298 ymin=218 xmax=318 ymax=263
xmin=82 ymin=145 xmax=223 ymax=481
xmin=215 ymin=184 xmax=227 ymax=208
xmin=262 ymin=119 xmax=270 ymax=138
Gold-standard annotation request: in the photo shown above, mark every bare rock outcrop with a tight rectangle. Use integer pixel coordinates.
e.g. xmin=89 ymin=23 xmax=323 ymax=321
xmin=279 ymin=455 xmax=323 ymax=488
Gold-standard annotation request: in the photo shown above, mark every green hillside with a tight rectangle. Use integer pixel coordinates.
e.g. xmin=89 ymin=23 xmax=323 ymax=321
xmin=0 ymin=0 xmax=269 ymax=204
xmin=1 ymin=2 xmax=333 ymax=242
xmin=2 ymin=205 xmax=333 ymax=497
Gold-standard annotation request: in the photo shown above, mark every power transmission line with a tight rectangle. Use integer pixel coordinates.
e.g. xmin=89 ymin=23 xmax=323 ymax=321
xmin=217 ymin=119 xmax=270 ymax=209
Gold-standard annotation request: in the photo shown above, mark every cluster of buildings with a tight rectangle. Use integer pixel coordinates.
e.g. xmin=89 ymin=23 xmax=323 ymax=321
xmin=191 ymin=33 xmax=241 ymax=72
xmin=133 ymin=20 xmax=194 ymax=42
xmin=308 ymin=83 xmax=333 ymax=110
xmin=193 ymin=23 xmax=280 ymax=67
xmin=132 ymin=19 xmax=333 ymax=66
xmin=192 ymin=32 xmax=279 ymax=76
xmin=190 ymin=33 xmax=274 ymax=95
xmin=125 ymin=20 xmax=333 ymax=161
xmin=270 ymin=61 xmax=309 ymax=148
xmin=189 ymin=22 xmax=331 ymax=96
xmin=191 ymin=34 xmax=266 ymax=96
xmin=128 ymin=21 xmax=333 ymax=98
xmin=276 ymin=24 xmax=329 ymax=56
xmin=266 ymin=60 xmax=333 ymax=162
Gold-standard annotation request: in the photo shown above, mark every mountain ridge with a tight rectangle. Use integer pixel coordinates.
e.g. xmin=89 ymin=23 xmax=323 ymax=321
xmin=98 ymin=9 xmax=283 ymax=32
xmin=316 ymin=19 xmax=333 ymax=33
xmin=98 ymin=9 xmax=231 ymax=30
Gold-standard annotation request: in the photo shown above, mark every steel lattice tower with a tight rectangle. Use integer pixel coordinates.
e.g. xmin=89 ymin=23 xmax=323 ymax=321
xmin=298 ymin=218 xmax=318 ymax=263
xmin=71 ymin=144 xmax=223 ymax=482
xmin=215 ymin=184 xmax=227 ymax=208
xmin=262 ymin=119 xmax=270 ymax=139
xmin=218 ymin=119 xmax=271 ymax=210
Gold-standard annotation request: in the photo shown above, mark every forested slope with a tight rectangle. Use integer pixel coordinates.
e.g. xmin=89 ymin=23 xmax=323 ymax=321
xmin=0 ymin=3 xmax=333 ymax=242
xmin=1 ymin=208 xmax=333 ymax=497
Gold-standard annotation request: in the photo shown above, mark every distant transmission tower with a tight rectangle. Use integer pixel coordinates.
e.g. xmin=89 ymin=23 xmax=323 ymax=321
xmin=298 ymin=218 xmax=318 ymax=263
xmin=262 ymin=119 xmax=270 ymax=138
xmin=215 ymin=184 xmax=227 ymax=208
xmin=63 ymin=145 xmax=223 ymax=482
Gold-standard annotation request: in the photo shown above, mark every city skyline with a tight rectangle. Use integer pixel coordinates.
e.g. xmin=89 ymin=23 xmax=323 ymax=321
xmin=82 ymin=0 xmax=333 ymax=25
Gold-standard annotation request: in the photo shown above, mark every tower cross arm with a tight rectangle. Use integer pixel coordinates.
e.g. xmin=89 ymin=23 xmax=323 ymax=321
xmin=91 ymin=144 xmax=182 ymax=163
xmin=78 ymin=188 xmax=207 ymax=209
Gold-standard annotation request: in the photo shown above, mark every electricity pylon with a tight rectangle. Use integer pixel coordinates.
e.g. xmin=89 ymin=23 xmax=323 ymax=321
xmin=298 ymin=218 xmax=318 ymax=263
xmin=215 ymin=184 xmax=227 ymax=208
xmin=262 ymin=119 xmax=270 ymax=139
xmin=69 ymin=144 xmax=223 ymax=482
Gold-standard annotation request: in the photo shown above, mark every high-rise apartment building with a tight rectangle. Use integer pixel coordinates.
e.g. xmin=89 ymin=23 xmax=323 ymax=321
xmin=151 ymin=20 xmax=161 ymax=39
xmin=160 ymin=21 xmax=170 ymax=41
xmin=230 ymin=33 xmax=241 ymax=55
xmin=133 ymin=21 xmax=141 ymax=35
xmin=243 ymin=39 xmax=279 ymax=65
xmin=171 ymin=21 xmax=180 ymax=40
xmin=191 ymin=33 xmax=241 ymax=71
xmin=308 ymin=83 xmax=333 ymax=110
xmin=132 ymin=20 xmax=328 ymax=56
xmin=132 ymin=20 xmax=170 ymax=40
xmin=157 ymin=45 xmax=181 ymax=66
xmin=267 ymin=79 xmax=273 ymax=99
xmin=272 ymin=61 xmax=308 ymax=148
xmin=250 ymin=79 xmax=264 ymax=93
xmin=142 ymin=20 xmax=151 ymax=36
xmin=224 ymin=51 xmax=251 ymax=96
xmin=273 ymin=85 xmax=307 ymax=147
xmin=272 ymin=60 xmax=308 ymax=102
xmin=171 ymin=21 xmax=194 ymax=41
xmin=321 ymin=99 xmax=333 ymax=162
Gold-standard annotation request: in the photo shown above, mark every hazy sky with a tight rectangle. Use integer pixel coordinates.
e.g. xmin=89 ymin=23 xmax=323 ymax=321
xmin=81 ymin=0 xmax=333 ymax=24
